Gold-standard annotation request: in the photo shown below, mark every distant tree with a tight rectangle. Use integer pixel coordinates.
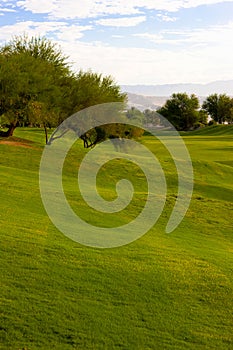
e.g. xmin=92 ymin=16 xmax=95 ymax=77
xmin=125 ymin=107 xmax=144 ymax=122
xmin=202 ymin=94 xmax=233 ymax=124
xmin=157 ymin=93 xmax=200 ymax=130
xmin=143 ymin=109 xmax=160 ymax=126
xmin=196 ymin=109 xmax=208 ymax=128
xmin=202 ymin=94 xmax=218 ymax=122
xmin=228 ymin=105 xmax=233 ymax=124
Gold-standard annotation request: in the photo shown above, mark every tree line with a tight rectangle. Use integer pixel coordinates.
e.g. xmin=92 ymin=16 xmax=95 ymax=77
xmin=127 ymin=93 xmax=233 ymax=132
xmin=157 ymin=92 xmax=233 ymax=130
xmin=1 ymin=35 xmax=233 ymax=146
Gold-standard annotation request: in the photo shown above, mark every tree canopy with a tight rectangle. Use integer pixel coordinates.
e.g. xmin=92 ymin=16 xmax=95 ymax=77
xmin=202 ymin=94 xmax=233 ymax=124
xmin=0 ymin=35 xmax=127 ymax=143
xmin=157 ymin=93 xmax=202 ymax=131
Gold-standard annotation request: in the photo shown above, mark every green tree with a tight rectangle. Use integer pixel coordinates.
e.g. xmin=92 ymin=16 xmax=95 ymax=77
xmin=1 ymin=35 xmax=68 ymax=70
xmin=65 ymin=70 xmax=126 ymax=115
xmin=0 ymin=36 xmax=71 ymax=139
xmin=202 ymin=94 xmax=233 ymax=124
xmin=0 ymin=35 xmax=127 ymax=143
xmin=195 ymin=109 xmax=208 ymax=128
xmin=56 ymin=71 xmax=127 ymax=148
xmin=27 ymin=101 xmax=60 ymax=144
xmin=228 ymin=105 xmax=233 ymax=124
xmin=157 ymin=93 xmax=200 ymax=130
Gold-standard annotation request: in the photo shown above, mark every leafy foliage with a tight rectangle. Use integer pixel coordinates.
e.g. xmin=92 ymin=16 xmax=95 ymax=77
xmin=157 ymin=93 xmax=200 ymax=131
xmin=0 ymin=35 xmax=127 ymax=143
xmin=0 ymin=36 xmax=71 ymax=139
xmin=202 ymin=93 xmax=233 ymax=124
xmin=1 ymin=35 xmax=69 ymax=70
xmin=62 ymin=70 xmax=126 ymax=116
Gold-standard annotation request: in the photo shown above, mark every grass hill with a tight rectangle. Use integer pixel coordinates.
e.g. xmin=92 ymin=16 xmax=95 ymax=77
xmin=0 ymin=127 xmax=232 ymax=349
xmin=184 ymin=124 xmax=233 ymax=136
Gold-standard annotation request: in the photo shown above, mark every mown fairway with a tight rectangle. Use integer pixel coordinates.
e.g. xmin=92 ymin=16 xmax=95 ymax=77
xmin=0 ymin=126 xmax=233 ymax=349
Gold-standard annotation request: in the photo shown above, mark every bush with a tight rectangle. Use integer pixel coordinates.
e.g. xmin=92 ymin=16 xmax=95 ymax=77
xmin=208 ymin=119 xmax=217 ymax=126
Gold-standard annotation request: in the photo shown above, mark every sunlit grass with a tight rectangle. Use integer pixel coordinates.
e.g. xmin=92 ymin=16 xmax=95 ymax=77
xmin=0 ymin=126 xmax=232 ymax=349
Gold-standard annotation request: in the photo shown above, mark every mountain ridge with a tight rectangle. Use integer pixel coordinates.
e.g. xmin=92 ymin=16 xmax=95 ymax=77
xmin=122 ymin=80 xmax=233 ymax=97
xmin=126 ymin=92 xmax=206 ymax=111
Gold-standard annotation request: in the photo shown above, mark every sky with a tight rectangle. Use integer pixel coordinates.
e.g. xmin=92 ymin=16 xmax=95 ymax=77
xmin=0 ymin=0 xmax=233 ymax=85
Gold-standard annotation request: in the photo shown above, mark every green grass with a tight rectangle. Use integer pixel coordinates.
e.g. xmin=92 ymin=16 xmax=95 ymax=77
xmin=0 ymin=126 xmax=233 ymax=349
xmin=182 ymin=124 xmax=233 ymax=136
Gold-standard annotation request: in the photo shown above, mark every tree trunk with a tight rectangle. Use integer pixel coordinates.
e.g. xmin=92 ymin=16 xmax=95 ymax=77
xmin=0 ymin=123 xmax=17 ymax=137
xmin=44 ymin=124 xmax=48 ymax=144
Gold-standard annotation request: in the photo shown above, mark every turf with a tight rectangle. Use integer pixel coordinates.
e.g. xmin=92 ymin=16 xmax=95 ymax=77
xmin=0 ymin=126 xmax=232 ymax=349
xmin=182 ymin=124 xmax=233 ymax=136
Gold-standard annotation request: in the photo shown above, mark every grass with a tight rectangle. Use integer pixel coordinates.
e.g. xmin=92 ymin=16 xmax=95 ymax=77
xmin=0 ymin=126 xmax=233 ymax=349
xmin=182 ymin=124 xmax=233 ymax=136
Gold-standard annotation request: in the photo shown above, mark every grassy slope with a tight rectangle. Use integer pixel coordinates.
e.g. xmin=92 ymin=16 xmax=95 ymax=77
xmin=0 ymin=127 xmax=233 ymax=349
xmin=182 ymin=124 xmax=233 ymax=136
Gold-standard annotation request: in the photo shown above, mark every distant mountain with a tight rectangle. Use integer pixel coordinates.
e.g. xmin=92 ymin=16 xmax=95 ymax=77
xmin=126 ymin=93 xmax=169 ymax=110
xmin=126 ymin=93 xmax=163 ymax=110
xmin=126 ymin=93 xmax=206 ymax=110
xmin=122 ymin=80 xmax=233 ymax=97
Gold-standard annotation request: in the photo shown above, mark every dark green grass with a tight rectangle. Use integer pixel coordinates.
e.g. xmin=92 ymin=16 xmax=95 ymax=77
xmin=0 ymin=127 xmax=233 ymax=349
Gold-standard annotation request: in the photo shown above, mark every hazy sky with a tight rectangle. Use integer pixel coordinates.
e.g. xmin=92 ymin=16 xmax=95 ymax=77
xmin=1 ymin=0 xmax=233 ymax=85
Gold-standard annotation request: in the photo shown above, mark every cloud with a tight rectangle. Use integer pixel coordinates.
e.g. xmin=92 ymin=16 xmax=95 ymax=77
xmin=2 ymin=1 xmax=233 ymax=85
xmin=0 ymin=1 xmax=17 ymax=13
xmin=0 ymin=0 xmax=16 ymax=5
xmin=157 ymin=13 xmax=177 ymax=22
xmin=16 ymin=0 xmax=233 ymax=19
xmin=55 ymin=24 xmax=92 ymax=41
xmin=135 ymin=33 xmax=165 ymax=43
xmin=112 ymin=35 xmax=124 ymax=38
xmin=76 ymin=21 xmax=233 ymax=84
xmin=96 ymin=16 xmax=146 ymax=27
xmin=134 ymin=21 xmax=233 ymax=48
xmin=16 ymin=0 xmax=58 ymax=15
xmin=0 ymin=21 xmax=91 ymax=42
xmin=16 ymin=0 xmax=141 ymax=19
xmin=54 ymin=32 xmax=233 ymax=85
xmin=0 ymin=8 xmax=16 ymax=12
